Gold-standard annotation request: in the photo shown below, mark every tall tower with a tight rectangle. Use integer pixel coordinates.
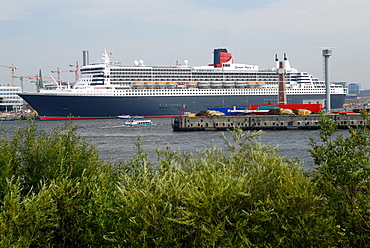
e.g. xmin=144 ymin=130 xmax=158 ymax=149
xmin=322 ymin=49 xmax=333 ymax=112
xmin=276 ymin=54 xmax=287 ymax=104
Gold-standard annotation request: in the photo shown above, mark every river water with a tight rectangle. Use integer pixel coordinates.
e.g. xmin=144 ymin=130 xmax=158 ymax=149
xmin=1 ymin=118 xmax=338 ymax=170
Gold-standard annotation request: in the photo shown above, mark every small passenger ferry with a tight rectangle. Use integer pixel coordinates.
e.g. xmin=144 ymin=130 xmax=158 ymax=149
xmin=123 ymin=119 xmax=153 ymax=126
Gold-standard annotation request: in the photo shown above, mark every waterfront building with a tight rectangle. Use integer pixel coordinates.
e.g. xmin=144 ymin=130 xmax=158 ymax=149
xmin=348 ymin=83 xmax=361 ymax=95
xmin=0 ymin=85 xmax=23 ymax=111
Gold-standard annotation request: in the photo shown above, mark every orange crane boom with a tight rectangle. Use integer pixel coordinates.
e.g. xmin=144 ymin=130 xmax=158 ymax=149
xmin=0 ymin=64 xmax=17 ymax=86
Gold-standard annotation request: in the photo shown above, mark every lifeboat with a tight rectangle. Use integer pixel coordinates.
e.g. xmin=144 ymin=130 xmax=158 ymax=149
xmin=144 ymin=82 xmax=155 ymax=88
xmin=210 ymin=81 xmax=222 ymax=88
xmin=255 ymin=82 xmax=265 ymax=86
xmin=186 ymin=82 xmax=198 ymax=88
xmin=155 ymin=82 xmax=166 ymax=88
xmin=132 ymin=82 xmax=144 ymax=88
xmin=235 ymin=81 xmax=246 ymax=88
xmin=166 ymin=82 xmax=177 ymax=88
xmin=246 ymin=82 xmax=256 ymax=87
xmin=223 ymin=81 xmax=235 ymax=88
xmin=198 ymin=82 xmax=211 ymax=88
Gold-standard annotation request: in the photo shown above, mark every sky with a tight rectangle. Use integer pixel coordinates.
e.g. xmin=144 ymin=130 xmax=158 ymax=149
xmin=0 ymin=0 xmax=369 ymax=92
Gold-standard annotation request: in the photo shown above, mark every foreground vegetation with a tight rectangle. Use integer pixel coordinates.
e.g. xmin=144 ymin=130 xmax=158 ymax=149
xmin=0 ymin=115 xmax=369 ymax=247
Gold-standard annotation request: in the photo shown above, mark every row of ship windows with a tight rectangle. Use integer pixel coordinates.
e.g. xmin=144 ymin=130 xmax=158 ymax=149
xmin=102 ymin=88 xmax=326 ymax=94
xmin=108 ymin=83 xmax=323 ymax=89
xmin=0 ymin=96 xmax=22 ymax=99
xmin=109 ymin=72 xmax=284 ymax=76
xmin=110 ymin=72 xmax=192 ymax=75
xmin=110 ymin=79 xmax=281 ymax=82
xmin=109 ymin=75 xmax=285 ymax=79
xmin=120 ymin=88 xmax=273 ymax=93
xmin=86 ymin=68 xmax=310 ymax=76
xmin=110 ymin=69 xmax=276 ymax=73
xmin=0 ymin=93 xmax=21 ymax=96
xmin=80 ymin=68 xmax=104 ymax=72
xmin=110 ymin=68 xmax=192 ymax=72
xmin=0 ymin=89 xmax=20 ymax=92
xmin=81 ymin=89 xmax=329 ymax=97
xmin=86 ymin=73 xmax=302 ymax=79
xmin=1 ymin=100 xmax=23 ymax=103
xmin=109 ymin=76 xmax=280 ymax=80
xmin=107 ymin=90 xmax=325 ymax=96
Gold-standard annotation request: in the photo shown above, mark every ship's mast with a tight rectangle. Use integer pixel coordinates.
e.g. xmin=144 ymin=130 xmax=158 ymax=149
xmin=102 ymin=49 xmax=110 ymax=64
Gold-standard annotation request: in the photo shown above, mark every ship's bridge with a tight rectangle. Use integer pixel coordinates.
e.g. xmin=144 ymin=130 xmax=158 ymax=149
xmin=221 ymin=63 xmax=258 ymax=70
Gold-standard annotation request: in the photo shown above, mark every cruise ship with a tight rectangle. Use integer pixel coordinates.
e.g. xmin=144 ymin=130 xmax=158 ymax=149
xmin=18 ymin=48 xmax=347 ymax=120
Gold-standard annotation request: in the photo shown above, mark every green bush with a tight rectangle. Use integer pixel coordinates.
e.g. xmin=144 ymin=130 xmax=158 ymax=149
xmin=0 ymin=122 xmax=119 ymax=246
xmin=310 ymin=113 xmax=370 ymax=246
xmin=0 ymin=122 xmax=105 ymax=197
xmin=5 ymin=120 xmax=368 ymax=246
xmin=0 ymin=178 xmax=56 ymax=247
xmin=108 ymin=129 xmax=332 ymax=247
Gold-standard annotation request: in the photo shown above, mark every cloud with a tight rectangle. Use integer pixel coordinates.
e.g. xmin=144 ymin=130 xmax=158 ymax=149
xmin=3 ymin=0 xmax=368 ymax=35
xmin=69 ymin=0 xmax=369 ymax=35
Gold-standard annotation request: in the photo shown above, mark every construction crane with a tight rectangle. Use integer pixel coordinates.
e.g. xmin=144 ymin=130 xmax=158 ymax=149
xmin=69 ymin=61 xmax=80 ymax=81
xmin=0 ymin=64 xmax=17 ymax=86
xmin=51 ymin=67 xmax=75 ymax=84
xmin=27 ymin=76 xmax=56 ymax=84
xmin=14 ymin=75 xmax=38 ymax=93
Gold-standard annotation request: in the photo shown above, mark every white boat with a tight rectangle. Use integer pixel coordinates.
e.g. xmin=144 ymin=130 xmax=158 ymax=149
xmin=116 ymin=115 xmax=131 ymax=119
xmin=116 ymin=115 xmax=145 ymax=119
xmin=17 ymin=48 xmax=347 ymax=120
xmin=123 ymin=119 xmax=154 ymax=126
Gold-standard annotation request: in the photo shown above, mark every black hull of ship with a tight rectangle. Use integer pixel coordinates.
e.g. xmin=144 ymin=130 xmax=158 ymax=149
xmin=18 ymin=93 xmax=346 ymax=119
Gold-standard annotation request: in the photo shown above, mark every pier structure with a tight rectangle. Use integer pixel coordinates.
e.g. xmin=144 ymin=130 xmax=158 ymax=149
xmin=172 ymin=114 xmax=367 ymax=132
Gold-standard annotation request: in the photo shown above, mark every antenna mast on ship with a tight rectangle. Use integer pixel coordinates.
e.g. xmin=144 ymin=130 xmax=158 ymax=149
xmin=102 ymin=49 xmax=110 ymax=64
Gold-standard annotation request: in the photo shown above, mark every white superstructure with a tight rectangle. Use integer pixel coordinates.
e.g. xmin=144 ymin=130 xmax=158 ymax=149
xmin=41 ymin=49 xmax=346 ymax=98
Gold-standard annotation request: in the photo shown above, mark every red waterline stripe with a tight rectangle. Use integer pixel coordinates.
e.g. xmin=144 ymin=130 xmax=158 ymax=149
xmin=39 ymin=116 xmax=116 ymax=120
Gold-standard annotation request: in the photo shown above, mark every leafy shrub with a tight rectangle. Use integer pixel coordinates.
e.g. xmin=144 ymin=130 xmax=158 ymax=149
xmin=108 ymin=129 xmax=331 ymax=247
xmin=0 ymin=122 xmax=105 ymax=197
xmin=0 ymin=178 xmax=56 ymax=247
xmin=0 ymin=122 xmax=119 ymax=246
xmin=3 ymin=121 xmax=361 ymax=247
xmin=310 ymin=113 xmax=370 ymax=246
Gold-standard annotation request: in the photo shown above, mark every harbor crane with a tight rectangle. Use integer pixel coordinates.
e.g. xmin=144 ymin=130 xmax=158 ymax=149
xmin=27 ymin=76 xmax=57 ymax=84
xmin=51 ymin=67 xmax=76 ymax=84
xmin=0 ymin=64 xmax=17 ymax=86
xmin=14 ymin=75 xmax=38 ymax=93
xmin=52 ymin=62 xmax=81 ymax=83
xmin=69 ymin=61 xmax=80 ymax=81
